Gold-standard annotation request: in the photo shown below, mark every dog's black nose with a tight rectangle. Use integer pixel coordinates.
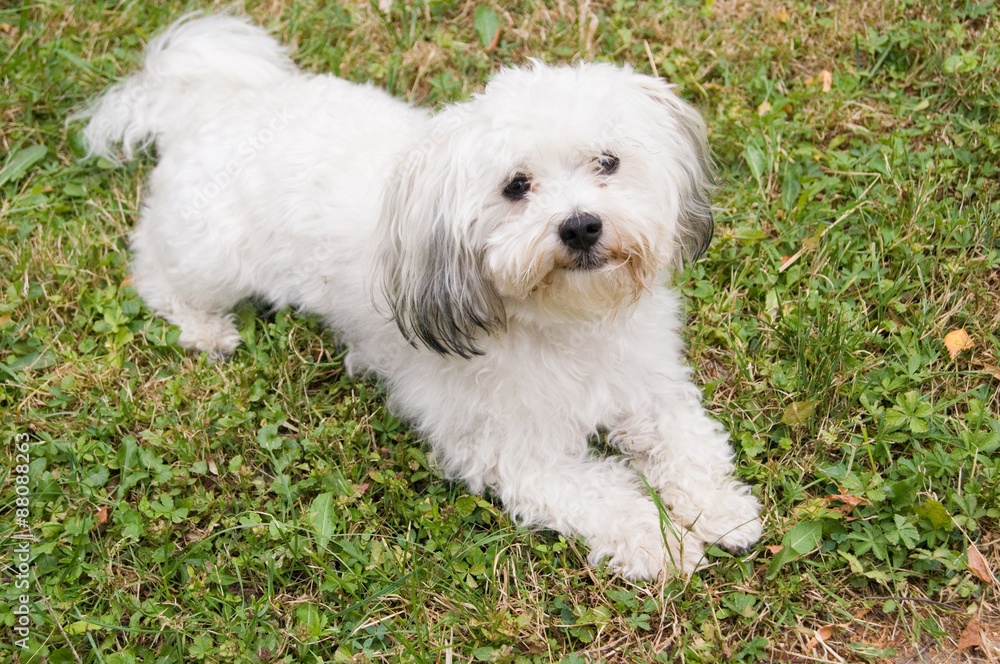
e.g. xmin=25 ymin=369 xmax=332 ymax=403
xmin=558 ymin=213 xmax=603 ymax=252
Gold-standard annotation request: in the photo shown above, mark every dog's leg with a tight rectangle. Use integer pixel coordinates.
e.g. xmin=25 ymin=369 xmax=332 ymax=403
xmin=610 ymin=385 xmax=763 ymax=556
xmin=123 ymin=206 xmax=253 ymax=359
xmin=130 ymin=258 xmax=244 ymax=359
xmin=486 ymin=454 xmax=706 ymax=578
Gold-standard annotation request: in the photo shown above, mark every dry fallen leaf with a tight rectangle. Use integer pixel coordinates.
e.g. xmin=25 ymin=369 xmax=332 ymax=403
xmin=777 ymin=9 xmax=790 ymax=23
xmin=958 ymin=618 xmax=983 ymax=651
xmin=985 ymin=364 xmax=1000 ymax=380
xmin=944 ymin=328 xmax=974 ymax=359
xmin=818 ymin=70 xmax=833 ymax=93
xmin=825 ymin=493 xmax=872 ymax=509
xmin=766 ymin=545 xmax=784 ymax=554
xmin=968 ymin=542 xmax=999 ymax=586
xmin=758 ymin=101 xmax=772 ymax=116
xmin=95 ymin=505 xmax=109 ymax=528
xmin=805 ymin=624 xmax=835 ymax=650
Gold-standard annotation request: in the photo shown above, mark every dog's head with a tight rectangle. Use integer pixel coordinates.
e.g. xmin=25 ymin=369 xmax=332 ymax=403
xmin=378 ymin=62 xmax=713 ymax=357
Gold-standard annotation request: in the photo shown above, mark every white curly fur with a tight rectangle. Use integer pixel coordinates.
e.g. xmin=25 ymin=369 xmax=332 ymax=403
xmin=80 ymin=14 xmax=762 ymax=579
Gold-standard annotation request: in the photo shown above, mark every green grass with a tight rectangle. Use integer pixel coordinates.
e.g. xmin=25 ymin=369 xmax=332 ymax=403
xmin=2 ymin=0 xmax=999 ymax=662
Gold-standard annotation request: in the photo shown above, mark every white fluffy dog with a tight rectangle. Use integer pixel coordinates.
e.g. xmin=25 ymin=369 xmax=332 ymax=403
xmin=81 ymin=14 xmax=762 ymax=579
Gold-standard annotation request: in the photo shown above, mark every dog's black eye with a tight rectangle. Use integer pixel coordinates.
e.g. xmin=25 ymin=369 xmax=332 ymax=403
xmin=598 ymin=154 xmax=620 ymax=175
xmin=503 ymin=174 xmax=531 ymax=200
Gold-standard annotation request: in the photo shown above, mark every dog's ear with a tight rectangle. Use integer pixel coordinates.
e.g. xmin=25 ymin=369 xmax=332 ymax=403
xmin=376 ymin=132 xmax=506 ymax=358
xmin=631 ymin=76 xmax=715 ymax=266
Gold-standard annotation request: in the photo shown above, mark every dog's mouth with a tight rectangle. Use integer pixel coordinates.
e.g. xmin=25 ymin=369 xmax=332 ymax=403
xmin=560 ymin=250 xmax=611 ymax=271
xmin=522 ymin=245 xmax=655 ymax=318
xmin=554 ymin=239 xmax=642 ymax=273
xmin=546 ymin=246 xmax=648 ymax=286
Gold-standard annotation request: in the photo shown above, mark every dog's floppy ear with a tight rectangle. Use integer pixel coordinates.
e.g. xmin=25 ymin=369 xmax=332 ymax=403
xmin=376 ymin=130 xmax=506 ymax=358
xmin=632 ymin=76 xmax=715 ymax=265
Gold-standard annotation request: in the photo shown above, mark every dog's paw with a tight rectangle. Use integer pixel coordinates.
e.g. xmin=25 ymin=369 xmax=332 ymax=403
xmin=342 ymin=350 xmax=370 ymax=378
xmin=689 ymin=490 xmax=763 ymax=555
xmin=587 ymin=527 xmax=704 ymax=580
xmin=712 ymin=516 xmax=763 ymax=555
xmin=174 ymin=311 xmax=242 ymax=359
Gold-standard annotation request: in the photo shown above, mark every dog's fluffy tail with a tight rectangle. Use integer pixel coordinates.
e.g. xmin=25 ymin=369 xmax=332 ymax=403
xmin=78 ymin=14 xmax=296 ymax=161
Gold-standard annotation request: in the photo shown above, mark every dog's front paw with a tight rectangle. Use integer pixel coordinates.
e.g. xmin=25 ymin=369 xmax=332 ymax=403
xmin=172 ymin=310 xmax=242 ymax=359
xmin=587 ymin=526 xmax=704 ymax=580
xmin=712 ymin=515 xmax=763 ymax=555
xmin=689 ymin=489 xmax=763 ymax=555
